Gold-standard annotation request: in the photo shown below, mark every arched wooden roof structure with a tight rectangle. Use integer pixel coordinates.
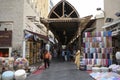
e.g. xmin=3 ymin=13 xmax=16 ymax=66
xmin=41 ymin=0 xmax=92 ymax=45
xmin=48 ymin=0 xmax=79 ymax=18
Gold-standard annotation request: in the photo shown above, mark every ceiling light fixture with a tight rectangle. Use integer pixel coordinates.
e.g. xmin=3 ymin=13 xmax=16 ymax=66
xmin=63 ymin=30 xmax=66 ymax=35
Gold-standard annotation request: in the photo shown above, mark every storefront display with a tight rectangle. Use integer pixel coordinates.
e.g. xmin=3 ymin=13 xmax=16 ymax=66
xmin=0 ymin=31 xmax=12 ymax=58
xmin=90 ymin=72 xmax=120 ymax=80
xmin=26 ymin=41 xmax=41 ymax=65
xmin=14 ymin=58 xmax=29 ymax=70
xmin=83 ymin=31 xmax=113 ymax=66
xmin=0 ymin=57 xmax=14 ymax=73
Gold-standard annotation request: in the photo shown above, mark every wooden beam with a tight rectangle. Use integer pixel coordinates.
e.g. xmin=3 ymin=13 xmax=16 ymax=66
xmin=53 ymin=11 xmax=60 ymax=18
xmin=47 ymin=18 xmax=81 ymax=22
xmin=62 ymin=2 xmax=65 ymax=17
xmin=67 ymin=10 xmax=75 ymax=17
xmin=68 ymin=15 xmax=93 ymax=44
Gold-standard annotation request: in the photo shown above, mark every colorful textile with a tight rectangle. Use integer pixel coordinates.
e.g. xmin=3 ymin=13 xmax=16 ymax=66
xmin=108 ymin=59 xmax=112 ymax=65
xmin=103 ymin=31 xmax=107 ymax=37
xmin=83 ymin=38 xmax=86 ymax=43
xmin=108 ymin=31 xmax=112 ymax=37
xmin=85 ymin=32 xmax=87 ymax=37
xmin=90 ymin=72 xmax=120 ymax=80
xmin=101 ymin=31 xmax=104 ymax=37
xmin=87 ymin=32 xmax=92 ymax=37
xmin=83 ymin=31 xmax=112 ymax=66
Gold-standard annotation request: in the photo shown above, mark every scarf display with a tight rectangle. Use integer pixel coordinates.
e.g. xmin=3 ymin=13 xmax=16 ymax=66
xmin=83 ymin=31 xmax=112 ymax=66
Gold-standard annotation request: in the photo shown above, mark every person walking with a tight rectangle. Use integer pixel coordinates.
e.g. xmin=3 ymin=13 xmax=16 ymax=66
xmin=43 ymin=50 xmax=52 ymax=69
xmin=66 ymin=49 xmax=71 ymax=61
xmin=64 ymin=51 xmax=67 ymax=61
xmin=61 ymin=49 xmax=65 ymax=61
xmin=74 ymin=50 xmax=80 ymax=69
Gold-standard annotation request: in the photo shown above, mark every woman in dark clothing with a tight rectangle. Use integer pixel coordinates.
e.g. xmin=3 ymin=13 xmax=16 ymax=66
xmin=43 ymin=50 xmax=51 ymax=69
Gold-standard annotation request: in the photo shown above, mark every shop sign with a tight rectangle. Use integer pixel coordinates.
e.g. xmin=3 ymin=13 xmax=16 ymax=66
xmin=0 ymin=31 xmax=12 ymax=47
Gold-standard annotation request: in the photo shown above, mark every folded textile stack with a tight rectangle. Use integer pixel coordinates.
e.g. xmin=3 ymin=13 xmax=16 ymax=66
xmin=116 ymin=68 xmax=120 ymax=75
xmin=90 ymin=72 xmax=120 ymax=80
xmin=86 ymin=64 xmax=92 ymax=70
xmin=92 ymin=67 xmax=101 ymax=72
xmin=100 ymin=67 xmax=109 ymax=72
xmin=109 ymin=64 xmax=120 ymax=72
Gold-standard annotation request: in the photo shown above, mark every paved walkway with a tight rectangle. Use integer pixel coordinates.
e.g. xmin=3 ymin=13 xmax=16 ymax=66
xmin=26 ymin=59 xmax=94 ymax=80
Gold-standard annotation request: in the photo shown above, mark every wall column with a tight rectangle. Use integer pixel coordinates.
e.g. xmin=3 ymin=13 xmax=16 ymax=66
xmin=78 ymin=22 xmax=81 ymax=50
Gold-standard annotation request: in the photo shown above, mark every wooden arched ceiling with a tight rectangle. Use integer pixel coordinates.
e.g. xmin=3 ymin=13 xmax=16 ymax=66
xmin=47 ymin=0 xmax=80 ymax=45
xmin=48 ymin=0 xmax=79 ymax=18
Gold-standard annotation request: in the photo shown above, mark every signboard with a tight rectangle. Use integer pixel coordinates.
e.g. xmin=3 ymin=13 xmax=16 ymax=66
xmin=0 ymin=31 xmax=12 ymax=47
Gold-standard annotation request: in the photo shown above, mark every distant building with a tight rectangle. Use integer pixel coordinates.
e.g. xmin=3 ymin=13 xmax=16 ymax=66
xmin=37 ymin=0 xmax=54 ymax=18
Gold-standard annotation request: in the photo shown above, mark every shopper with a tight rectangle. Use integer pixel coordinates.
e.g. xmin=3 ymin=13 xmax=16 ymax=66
xmin=61 ymin=49 xmax=65 ymax=61
xmin=64 ymin=51 xmax=67 ymax=61
xmin=74 ymin=50 xmax=80 ymax=69
xmin=43 ymin=50 xmax=52 ymax=69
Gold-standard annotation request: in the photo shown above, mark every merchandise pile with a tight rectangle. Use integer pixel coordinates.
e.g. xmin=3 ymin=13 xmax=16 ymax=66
xmin=0 ymin=57 xmax=14 ymax=73
xmin=14 ymin=58 xmax=29 ymax=70
xmin=89 ymin=64 xmax=120 ymax=80
xmin=0 ymin=57 xmax=29 ymax=80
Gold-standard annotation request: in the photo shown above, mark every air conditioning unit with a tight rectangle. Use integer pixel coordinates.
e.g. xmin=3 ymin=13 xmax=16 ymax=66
xmin=105 ymin=18 xmax=113 ymax=23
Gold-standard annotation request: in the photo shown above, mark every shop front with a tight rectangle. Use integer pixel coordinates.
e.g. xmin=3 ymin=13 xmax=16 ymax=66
xmin=24 ymin=30 xmax=48 ymax=65
xmin=0 ymin=31 xmax=12 ymax=57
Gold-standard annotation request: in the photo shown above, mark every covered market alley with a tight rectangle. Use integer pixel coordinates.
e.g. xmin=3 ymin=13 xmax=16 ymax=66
xmin=41 ymin=0 xmax=92 ymax=50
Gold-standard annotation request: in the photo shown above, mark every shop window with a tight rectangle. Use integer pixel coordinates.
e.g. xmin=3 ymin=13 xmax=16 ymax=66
xmin=0 ymin=48 xmax=9 ymax=57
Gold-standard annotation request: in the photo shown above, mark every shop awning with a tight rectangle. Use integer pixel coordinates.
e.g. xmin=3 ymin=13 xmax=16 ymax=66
xmin=102 ymin=19 xmax=120 ymax=28
xmin=24 ymin=30 xmax=49 ymax=41
xmin=49 ymin=38 xmax=55 ymax=44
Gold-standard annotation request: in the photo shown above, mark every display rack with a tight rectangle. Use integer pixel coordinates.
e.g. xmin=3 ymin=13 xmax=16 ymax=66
xmin=83 ymin=31 xmax=113 ymax=66
xmin=26 ymin=41 xmax=41 ymax=65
